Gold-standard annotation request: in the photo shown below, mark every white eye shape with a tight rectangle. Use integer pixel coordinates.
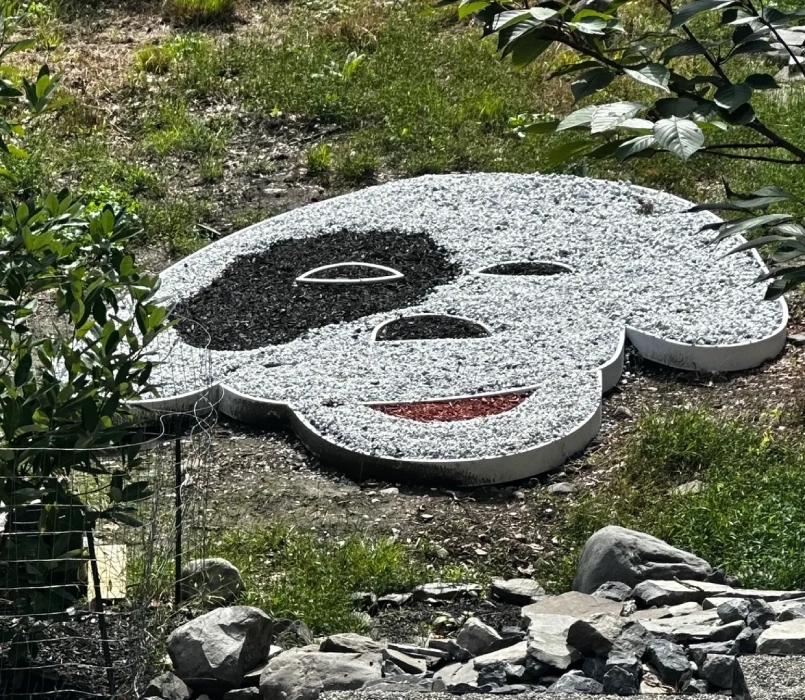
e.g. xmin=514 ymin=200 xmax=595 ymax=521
xmin=371 ymin=313 xmax=492 ymax=342
xmin=295 ymin=262 xmax=404 ymax=285
xmin=473 ymin=260 xmax=573 ymax=277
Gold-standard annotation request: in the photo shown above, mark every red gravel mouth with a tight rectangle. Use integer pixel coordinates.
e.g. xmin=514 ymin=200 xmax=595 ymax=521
xmin=371 ymin=391 xmax=531 ymax=422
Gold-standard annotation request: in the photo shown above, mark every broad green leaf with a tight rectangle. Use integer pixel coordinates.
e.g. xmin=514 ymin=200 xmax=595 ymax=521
xmin=548 ymin=140 xmax=593 ymax=166
xmin=522 ymin=120 xmax=560 ymax=134
xmin=718 ymin=213 xmax=793 ymax=238
xmin=655 ymin=97 xmax=699 ymax=118
xmin=492 ymin=9 xmax=557 ymax=31
xmin=729 ymin=40 xmax=773 ymax=57
xmin=619 ymin=118 xmax=655 ymax=130
xmin=713 ymin=83 xmax=752 ymax=112
xmin=721 ymin=102 xmax=755 ymax=125
xmin=671 ymin=0 xmax=738 ymax=29
xmin=653 ymin=117 xmax=705 ymax=160
xmin=568 ymin=17 xmax=608 ymax=35
xmin=590 ymin=101 xmax=644 ymax=134
xmin=624 ymin=63 xmax=671 ymax=91
xmin=556 ymin=105 xmax=599 ymax=132
xmin=615 ymin=135 xmax=657 ymax=161
xmin=661 ymin=40 xmax=706 ymax=59
xmin=458 ymin=0 xmax=489 ymax=20
xmin=745 ymin=73 xmax=779 ymax=91
xmin=571 ymin=67 xmax=615 ymax=101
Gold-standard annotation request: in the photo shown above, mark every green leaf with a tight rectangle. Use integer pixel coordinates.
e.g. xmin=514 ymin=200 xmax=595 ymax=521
xmin=624 ymin=63 xmax=671 ymax=91
xmin=556 ymin=105 xmax=599 ymax=132
xmin=671 ymin=0 xmax=738 ymax=29
xmin=571 ymin=67 xmax=615 ymax=102
xmin=729 ymin=40 xmax=773 ymax=57
xmin=14 ymin=353 xmax=31 ymax=387
xmin=717 ymin=213 xmax=793 ymax=239
xmin=713 ymin=83 xmax=752 ymax=112
xmin=653 ymin=117 xmax=705 ymax=160
xmin=511 ymin=38 xmax=551 ymax=69
xmin=522 ymin=121 xmax=560 ymax=134
xmin=120 ymin=255 xmax=134 ymax=276
xmin=120 ymin=481 xmax=153 ymax=502
xmin=590 ymin=101 xmax=644 ymax=134
xmin=492 ymin=7 xmax=558 ymax=30
xmin=744 ymin=73 xmax=779 ymax=91
xmin=721 ymin=102 xmax=755 ymax=125
xmin=655 ymin=97 xmax=699 ymax=118
xmin=615 ymin=135 xmax=657 ymax=161
xmin=661 ymin=40 xmax=707 ymax=59
xmin=458 ymin=0 xmax=489 ymax=20
xmin=548 ymin=140 xmax=592 ymax=166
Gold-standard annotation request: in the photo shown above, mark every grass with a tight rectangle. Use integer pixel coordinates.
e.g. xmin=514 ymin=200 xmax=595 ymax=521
xmin=208 ymin=523 xmax=482 ymax=635
xmin=538 ymin=408 xmax=805 ymax=593
xmin=166 ymin=0 xmax=236 ymax=24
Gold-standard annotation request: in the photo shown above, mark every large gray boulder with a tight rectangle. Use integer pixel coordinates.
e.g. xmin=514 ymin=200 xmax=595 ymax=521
xmin=181 ymin=558 xmax=245 ymax=604
xmin=756 ymin=619 xmax=805 ymax=655
xmin=260 ymin=649 xmax=382 ymax=700
xmin=167 ymin=606 xmax=273 ymax=693
xmin=573 ymin=527 xmax=713 ymax=594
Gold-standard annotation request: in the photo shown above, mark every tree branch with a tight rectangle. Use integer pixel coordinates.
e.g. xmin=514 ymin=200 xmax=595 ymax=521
xmin=700 ymin=149 xmax=805 ymax=164
xmin=704 ymin=142 xmax=781 ymax=150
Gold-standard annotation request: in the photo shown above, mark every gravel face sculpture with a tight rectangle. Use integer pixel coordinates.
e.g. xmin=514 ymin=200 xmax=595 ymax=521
xmin=139 ymin=174 xmax=787 ymax=485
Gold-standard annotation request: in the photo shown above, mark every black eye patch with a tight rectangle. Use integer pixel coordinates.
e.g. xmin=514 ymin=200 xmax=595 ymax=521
xmin=475 ymin=261 xmax=572 ymax=276
xmin=174 ymin=229 xmax=461 ymax=351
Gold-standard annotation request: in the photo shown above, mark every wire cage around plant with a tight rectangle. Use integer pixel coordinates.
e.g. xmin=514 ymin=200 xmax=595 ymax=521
xmin=0 ymin=396 xmax=217 ymax=700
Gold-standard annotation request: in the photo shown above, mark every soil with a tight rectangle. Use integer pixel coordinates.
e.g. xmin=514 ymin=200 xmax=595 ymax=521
xmin=374 ymin=392 xmax=530 ymax=422
xmin=174 ymin=230 xmax=460 ymax=350
xmin=479 ymin=261 xmax=572 ymax=276
xmin=374 ymin=314 xmax=490 ymax=341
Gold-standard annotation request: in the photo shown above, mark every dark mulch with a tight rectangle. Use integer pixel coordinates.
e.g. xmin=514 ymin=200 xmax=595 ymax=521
xmin=480 ymin=261 xmax=570 ymax=276
xmin=374 ymin=314 xmax=489 ymax=341
xmin=175 ymin=230 xmax=461 ymax=350
xmin=374 ymin=392 xmax=530 ymax=422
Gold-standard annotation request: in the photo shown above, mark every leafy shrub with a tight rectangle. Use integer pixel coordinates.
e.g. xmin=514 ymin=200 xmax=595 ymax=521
xmin=540 ymin=409 xmax=805 ymax=592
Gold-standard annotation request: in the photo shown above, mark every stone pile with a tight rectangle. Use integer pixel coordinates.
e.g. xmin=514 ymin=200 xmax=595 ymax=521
xmin=144 ymin=527 xmax=805 ymax=700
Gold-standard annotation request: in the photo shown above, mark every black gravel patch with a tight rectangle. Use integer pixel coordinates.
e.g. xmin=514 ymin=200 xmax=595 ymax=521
xmin=175 ymin=230 xmax=461 ymax=351
xmin=375 ymin=315 xmax=489 ymax=341
xmin=479 ymin=261 xmax=571 ymax=276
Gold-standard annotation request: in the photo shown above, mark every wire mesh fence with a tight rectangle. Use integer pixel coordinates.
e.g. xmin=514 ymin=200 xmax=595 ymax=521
xmin=0 ymin=401 xmax=217 ymax=700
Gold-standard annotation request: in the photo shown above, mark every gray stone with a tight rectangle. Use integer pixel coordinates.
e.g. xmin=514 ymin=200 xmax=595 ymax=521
xmin=681 ymin=678 xmax=709 ymax=694
xmin=477 ymin=663 xmax=508 ymax=687
xmin=474 ymin=641 xmax=529 ymax=669
xmin=747 ymin=599 xmax=776 ymax=630
xmin=350 ymin=592 xmax=378 ymax=614
xmin=412 ymin=582 xmax=481 ymax=601
xmin=778 ymin=604 xmax=805 ymax=622
xmin=522 ymin=591 xmax=623 ymax=624
xmin=428 ymin=638 xmax=472 ymax=662
xmin=756 ymin=619 xmax=805 ymax=655
xmin=546 ymin=482 xmax=576 ymax=495
xmin=525 ymin=615 xmax=581 ymax=670
xmin=602 ymin=653 xmax=641 ymax=696
xmin=700 ymin=654 xmax=735 ymax=690
xmin=733 ymin=654 xmax=805 ymax=700
xmin=382 ymin=647 xmax=427 ymax=675
xmin=668 ymin=602 xmax=702 ymax=617
xmin=572 ymin=527 xmax=713 ymax=594
xmin=167 ymin=606 xmax=273 ymax=693
xmin=732 ymin=626 xmax=761 ymax=655
xmin=640 ymin=611 xmax=744 ymax=644
xmin=592 ymin=581 xmax=633 ymax=602
xmin=611 ymin=621 xmax=666 ymax=658
xmin=547 ymin=671 xmax=604 ymax=694
xmin=646 ymin=639 xmax=691 ymax=686
xmin=490 ymin=578 xmax=546 ymax=605
xmin=582 ymin=657 xmax=607 ymax=683
xmin=364 ymin=676 xmax=435 ymax=692
xmin=673 ymin=480 xmax=703 ymax=496
xmin=320 ymin=633 xmax=385 ymax=655
xmin=143 ymin=672 xmax=191 ymax=700
xmin=710 ymin=588 xmax=805 ymax=603
xmin=272 ymin=619 xmax=313 ymax=647
xmin=180 ymin=558 xmax=245 ymax=605
xmin=490 ymin=684 xmax=540 ymax=695
xmin=457 ymin=617 xmax=503 ymax=656
xmin=566 ymin=612 xmax=626 ymax=657
xmin=717 ymin=599 xmax=749 ymax=624
xmin=631 ymin=580 xmax=708 ymax=608
xmin=259 ymin=649 xmax=382 ymax=700
xmin=377 ymin=593 xmax=410 ymax=608
xmin=433 ymin=660 xmax=480 ymax=689
xmin=223 ymin=690 xmax=260 ymax=700
xmin=687 ymin=642 xmax=735 ymax=667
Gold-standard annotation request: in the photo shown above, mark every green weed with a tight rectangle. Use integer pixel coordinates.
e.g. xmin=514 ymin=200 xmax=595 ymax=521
xmin=539 ymin=409 xmax=805 ymax=592
xmin=139 ymin=197 xmax=211 ymax=256
xmin=166 ymin=0 xmax=236 ymax=24
xmin=335 ymin=147 xmax=377 ymax=183
xmin=134 ymin=44 xmax=173 ymax=75
xmin=145 ymin=100 xmax=232 ymax=159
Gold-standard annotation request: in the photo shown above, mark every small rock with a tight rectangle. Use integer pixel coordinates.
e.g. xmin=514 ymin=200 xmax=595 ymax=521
xmin=717 ymin=599 xmax=749 ymax=625
xmin=747 ymin=599 xmax=776 ymax=630
xmin=222 ymin=690 xmax=260 ymax=700
xmin=583 ymin=657 xmax=607 ymax=683
xmin=548 ymin=671 xmax=604 ymax=694
xmin=700 ymin=654 xmax=735 ymax=690
xmin=603 ymin=652 xmax=641 ymax=696
xmin=547 ymin=482 xmax=575 ymax=495
xmin=631 ymin=580 xmax=708 ymax=608
xmin=567 ymin=612 xmax=625 ymax=657
xmin=611 ymin=621 xmax=661 ymax=659
xmin=457 ymin=617 xmax=502 ymax=656
xmin=382 ymin=647 xmax=427 ymax=674
xmin=673 ymin=480 xmax=703 ymax=496
xmin=412 ymin=582 xmax=482 ymax=601
xmin=143 ymin=672 xmax=191 ymax=700
xmin=180 ymin=558 xmax=245 ymax=605
xmin=757 ymin=618 xmax=805 ymax=655
xmin=379 ymin=487 xmax=399 ymax=495
xmin=778 ymin=604 xmax=805 ymax=622
xmin=474 ymin=641 xmax=529 ymax=669
xmin=491 ymin=684 xmax=538 ymax=695
xmin=593 ymin=581 xmax=633 ymax=602
xmin=687 ymin=642 xmax=735 ymax=668
xmin=428 ymin=638 xmax=472 ymax=662
xmin=788 ymin=333 xmax=805 ymax=346
xmin=320 ymin=633 xmax=385 ymax=655
xmin=668 ymin=602 xmax=702 ymax=617
xmin=646 ymin=639 xmax=691 ymax=687
xmin=477 ymin=663 xmax=508 ymax=687
xmin=613 ymin=406 xmax=633 ymax=419
xmin=490 ymin=578 xmax=546 ymax=605
xmin=681 ymin=678 xmax=709 ymax=694
xmin=433 ymin=546 xmax=449 ymax=559
xmin=732 ymin=626 xmax=761 ymax=655
xmin=377 ymin=593 xmax=410 ymax=608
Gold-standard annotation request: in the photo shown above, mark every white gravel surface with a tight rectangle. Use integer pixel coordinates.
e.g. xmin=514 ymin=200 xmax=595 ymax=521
xmin=322 ymin=692 xmax=725 ymax=700
xmin=145 ymin=173 xmax=785 ymax=462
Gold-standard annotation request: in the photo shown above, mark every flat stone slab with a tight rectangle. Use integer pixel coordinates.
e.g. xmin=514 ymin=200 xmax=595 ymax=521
xmin=734 ymin=655 xmax=805 ymax=699
xmin=757 ymin=620 xmax=805 ymax=656
xmin=522 ymin=591 xmax=623 ymax=624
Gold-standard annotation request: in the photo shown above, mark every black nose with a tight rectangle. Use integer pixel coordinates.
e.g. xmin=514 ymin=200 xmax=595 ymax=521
xmin=373 ymin=314 xmax=491 ymax=342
